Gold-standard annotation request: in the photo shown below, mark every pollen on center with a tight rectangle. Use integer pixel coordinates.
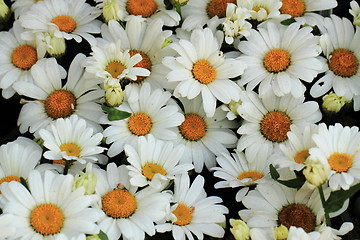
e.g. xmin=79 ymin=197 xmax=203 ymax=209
xmin=278 ymin=203 xmax=316 ymax=233
xmin=106 ymin=61 xmax=126 ymax=79
xmin=260 ymin=111 xmax=291 ymax=143
xmin=142 ymin=162 xmax=167 ymax=180
xmin=328 ymin=152 xmax=352 ymax=173
xmin=11 ymin=45 xmax=38 ymax=70
xmin=172 ymin=203 xmax=193 ymax=226
xmin=30 ymin=203 xmax=64 ymax=236
xmin=128 ymin=112 xmax=152 ymax=136
xmin=179 ymin=113 xmax=207 ymax=141
xmin=44 ymin=89 xmax=76 ymax=120
xmin=263 ymin=48 xmax=291 ymax=73
xmin=102 ymin=189 xmax=137 ymax=218
xmin=192 ymin=59 xmax=217 ymax=84
xmin=129 ymin=50 xmax=152 ymax=82
xmin=294 ymin=149 xmax=310 ymax=164
xmin=126 ymin=0 xmax=158 ymax=18
xmin=51 ymin=15 xmax=77 ymax=33
xmin=328 ymin=48 xmax=359 ymax=77
xmin=280 ymin=0 xmax=306 ymax=18
xmin=207 ymin=0 xmax=236 ymax=18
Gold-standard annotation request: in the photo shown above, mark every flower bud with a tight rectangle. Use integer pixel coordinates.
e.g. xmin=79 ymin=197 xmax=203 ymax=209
xmin=0 ymin=0 xmax=10 ymax=23
xmin=171 ymin=0 xmax=189 ymax=6
xmin=102 ymin=0 xmax=121 ymax=23
xmin=350 ymin=1 xmax=360 ymax=27
xmin=229 ymin=219 xmax=250 ymax=240
xmin=86 ymin=235 xmax=101 ymax=240
xmin=322 ymin=91 xmax=348 ymax=113
xmin=303 ymin=158 xmax=330 ymax=187
xmin=72 ymin=163 xmax=97 ymax=195
xmin=104 ymin=83 xmax=125 ymax=107
xmin=275 ymin=224 xmax=288 ymax=240
xmin=45 ymin=33 xmax=66 ymax=57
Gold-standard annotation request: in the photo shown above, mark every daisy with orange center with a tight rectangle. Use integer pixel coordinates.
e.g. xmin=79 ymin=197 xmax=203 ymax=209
xmin=308 ymin=123 xmax=360 ymax=191
xmin=13 ymin=54 xmax=105 ymax=138
xmin=94 ymin=163 xmax=172 ymax=240
xmin=310 ymin=15 xmax=360 ymax=111
xmin=237 ymin=21 xmax=324 ymax=98
xmin=101 ymin=83 xmax=184 ymax=158
xmin=164 ymin=27 xmax=246 ymax=117
xmin=0 ymin=170 xmax=101 ymax=239
xmin=156 ymin=174 xmax=229 ymax=240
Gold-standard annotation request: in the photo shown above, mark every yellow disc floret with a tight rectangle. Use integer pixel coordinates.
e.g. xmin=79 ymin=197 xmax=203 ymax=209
xmin=51 ymin=15 xmax=77 ymax=33
xmin=30 ymin=203 xmax=64 ymax=236
xmin=11 ymin=45 xmax=38 ymax=70
xmin=44 ymin=89 xmax=76 ymax=119
xmin=102 ymin=189 xmax=137 ymax=218
xmin=128 ymin=113 xmax=152 ymax=136
xmin=179 ymin=113 xmax=207 ymax=141
xmin=263 ymin=48 xmax=291 ymax=73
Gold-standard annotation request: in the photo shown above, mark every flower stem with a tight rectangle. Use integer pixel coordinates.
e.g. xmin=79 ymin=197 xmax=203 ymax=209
xmin=63 ymin=160 xmax=71 ymax=175
xmin=318 ymin=184 xmax=331 ymax=226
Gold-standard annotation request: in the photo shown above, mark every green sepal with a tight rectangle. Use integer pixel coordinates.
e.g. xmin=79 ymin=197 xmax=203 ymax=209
xmin=102 ymin=104 xmax=131 ymax=121
xmin=98 ymin=230 xmax=109 ymax=240
xmin=270 ymin=164 xmax=306 ymax=189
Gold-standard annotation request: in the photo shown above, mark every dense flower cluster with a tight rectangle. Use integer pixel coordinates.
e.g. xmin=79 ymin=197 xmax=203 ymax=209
xmin=0 ymin=0 xmax=360 ymax=239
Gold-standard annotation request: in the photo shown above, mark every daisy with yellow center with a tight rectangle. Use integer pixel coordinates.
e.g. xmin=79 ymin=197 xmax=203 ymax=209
xmin=94 ymin=163 xmax=172 ymax=240
xmin=0 ymin=170 xmax=101 ymax=239
xmin=308 ymin=123 xmax=360 ymax=190
xmin=124 ymin=134 xmax=193 ymax=190
xmin=212 ymin=145 xmax=274 ymax=202
xmin=237 ymin=90 xmax=322 ymax=153
xmin=19 ymin=0 xmax=102 ymax=46
xmin=101 ymin=83 xmax=184 ymax=158
xmin=237 ymin=21 xmax=324 ymax=98
xmin=310 ymin=15 xmax=360 ymax=111
xmin=156 ymin=174 xmax=229 ymax=240
xmin=164 ymin=27 xmax=246 ymax=117
xmin=13 ymin=54 xmax=105 ymax=137
xmin=173 ymin=96 xmax=238 ymax=173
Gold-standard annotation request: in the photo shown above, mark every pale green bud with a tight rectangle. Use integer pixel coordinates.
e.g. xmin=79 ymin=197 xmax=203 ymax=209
xmin=275 ymin=225 xmax=288 ymax=240
xmin=45 ymin=33 xmax=66 ymax=57
xmin=229 ymin=219 xmax=250 ymax=240
xmin=86 ymin=235 xmax=101 ymax=240
xmin=171 ymin=0 xmax=189 ymax=6
xmin=103 ymin=0 xmax=120 ymax=23
xmin=0 ymin=0 xmax=10 ymax=22
xmin=162 ymin=38 xmax=173 ymax=48
xmin=350 ymin=0 xmax=360 ymax=27
xmin=322 ymin=92 xmax=348 ymax=113
xmin=72 ymin=163 xmax=97 ymax=195
xmin=303 ymin=159 xmax=330 ymax=187
xmin=104 ymin=83 xmax=124 ymax=107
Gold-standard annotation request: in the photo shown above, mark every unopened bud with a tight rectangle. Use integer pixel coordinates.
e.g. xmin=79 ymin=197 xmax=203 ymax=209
xmin=102 ymin=0 xmax=121 ymax=23
xmin=104 ymin=83 xmax=124 ymax=107
xmin=72 ymin=163 xmax=97 ymax=195
xmin=0 ymin=0 xmax=10 ymax=23
xmin=350 ymin=1 xmax=360 ymax=27
xmin=86 ymin=235 xmax=101 ymax=240
xmin=45 ymin=33 xmax=66 ymax=57
xmin=275 ymin=224 xmax=288 ymax=240
xmin=229 ymin=219 xmax=250 ymax=240
xmin=171 ymin=0 xmax=189 ymax=6
xmin=322 ymin=91 xmax=348 ymax=113
xmin=303 ymin=159 xmax=330 ymax=187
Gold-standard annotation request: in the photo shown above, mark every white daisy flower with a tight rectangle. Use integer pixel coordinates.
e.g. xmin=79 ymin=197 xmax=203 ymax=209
xmin=0 ymin=214 xmax=16 ymax=238
xmin=124 ymin=134 xmax=194 ymax=190
xmin=164 ymin=27 xmax=246 ymax=117
xmin=174 ymin=96 xmax=238 ymax=173
xmin=308 ymin=123 xmax=360 ymax=190
xmin=13 ymin=53 xmax=105 ymax=137
xmin=10 ymin=0 xmax=39 ymax=19
xmin=212 ymin=144 xmax=274 ymax=202
xmin=236 ymin=90 xmax=322 ymax=152
xmin=310 ymin=15 xmax=360 ymax=110
xmin=85 ymin=39 xmax=150 ymax=86
xmin=39 ymin=115 xmax=106 ymax=166
xmin=115 ymin=0 xmax=181 ymax=27
xmin=156 ymin=174 xmax=229 ymax=240
xmin=237 ymin=21 xmax=324 ymax=98
xmin=19 ymin=0 xmax=102 ymax=46
xmin=101 ymin=83 xmax=185 ymax=157
xmin=0 ymin=169 xmax=101 ymax=239
xmin=93 ymin=162 xmax=172 ymax=240
xmin=0 ymin=20 xmax=45 ymax=99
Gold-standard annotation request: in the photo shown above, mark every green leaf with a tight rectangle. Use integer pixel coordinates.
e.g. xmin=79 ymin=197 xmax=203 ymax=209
xmin=281 ymin=18 xmax=296 ymax=26
xmin=98 ymin=230 xmax=109 ymax=240
xmin=102 ymin=104 xmax=131 ymax=121
xmin=325 ymin=182 xmax=360 ymax=214
xmin=270 ymin=164 xmax=280 ymax=180
xmin=269 ymin=164 xmax=306 ymax=189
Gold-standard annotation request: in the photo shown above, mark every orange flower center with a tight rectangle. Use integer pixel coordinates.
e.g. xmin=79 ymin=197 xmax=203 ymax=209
xmin=51 ymin=15 xmax=77 ymax=33
xmin=260 ymin=111 xmax=291 ymax=143
xmin=44 ymin=89 xmax=76 ymax=119
xmin=294 ymin=149 xmax=310 ymax=164
xmin=11 ymin=45 xmax=38 ymax=70
xmin=106 ymin=61 xmax=126 ymax=79
xmin=238 ymin=171 xmax=264 ymax=182
xmin=207 ymin=0 xmax=236 ymax=18
xmin=142 ymin=162 xmax=167 ymax=180
xmin=30 ymin=203 xmax=64 ymax=236
xmin=126 ymin=0 xmax=158 ymax=18
xmin=128 ymin=113 xmax=152 ymax=136
xmin=102 ymin=189 xmax=137 ymax=218
xmin=192 ymin=59 xmax=216 ymax=84
xmin=172 ymin=203 xmax=193 ymax=226
xmin=179 ymin=113 xmax=207 ymax=141
xmin=328 ymin=48 xmax=359 ymax=77
xmin=278 ymin=203 xmax=316 ymax=233
xmin=264 ymin=48 xmax=291 ymax=73
xmin=129 ymin=50 xmax=152 ymax=82
xmin=328 ymin=153 xmax=352 ymax=173
xmin=280 ymin=0 xmax=306 ymax=18
xmin=59 ymin=143 xmax=81 ymax=157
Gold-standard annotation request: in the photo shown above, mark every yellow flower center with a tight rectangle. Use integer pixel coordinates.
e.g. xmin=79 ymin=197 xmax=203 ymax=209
xmin=294 ymin=149 xmax=310 ymax=164
xmin=278 ymin=203 xmax=316 ymax=233
xmin=263 ymin=48 xmax=291 ymax=73
xmin=59 ymin=143 xmax=81 ymax=157
xmin=260 ymin=111 xmax=291 ymax=143
xmin=328 ymin=153 xmax=352 ymax=173
xmin=30 ymin=203 xmax=64 ymax=236
xmin=102 ymin=189 xmax=137 ymax=218
xmin=192 ymin=59 xmax=217 ymax=84
xmin=172 ymin=203 xmax=193 ymax=226
xmin=142 ymin=162 xmax=167 ymax=180
xmin=126 ymin=0 xmax=158 ymax=18
xmin=106 ymin=61 xmax=126 ymax=79
xmin=129 ymin=50 xmax=152 ymax=82
xmin=179 ymin=113 xmax=207 ymax=141
xmin=280 ymin=0 xmax=306 ymax=18
xmin=11 ymin=45 xmax=38 ymax=70
xmin=207 ymin=0 xmax=236 ymax=18
xmin=128 ymin=113 xmax=152 ymax=136
xmin=51 ymin=15 xmax=77 ymax=33
xmin=44 ymin=89 xmax=76 ymax=120
xmin=237 ymin=171 xmax=264 ymax=182
xmin=328 ymin=48 xmax=359 ymax=77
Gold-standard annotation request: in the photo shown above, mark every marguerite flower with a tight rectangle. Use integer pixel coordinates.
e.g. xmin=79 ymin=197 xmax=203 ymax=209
xmin=10 ymin=0 xmax=39 ymax=19
xmin=164 ymin=27 xmax=246 ymax=117
xmin=101 ymin=83 xmax=184 ymax=157
xmin=0 ymin=20 xmax=45 ymax=99
xmin=124 ymin=134 xmax=194 ymax=190
xmin=19 ymin=0 xmax=102 ymax=46
xmin=13 ymin=53 xmax=105 ymax=137
xmin=310 ymin=15 xmax=360 ymax=110
xmin=0 ymin=169 xmax=101 ymax=239
xmin=156 ymin=174 xmax=229 ymax=240
xmin=93 ymin=162 xmax=171 ymax=240
xmin=237 ymin=21 xmax=324 ymax=98
xmin=174 ymin=96 xmax=238 ymax=173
